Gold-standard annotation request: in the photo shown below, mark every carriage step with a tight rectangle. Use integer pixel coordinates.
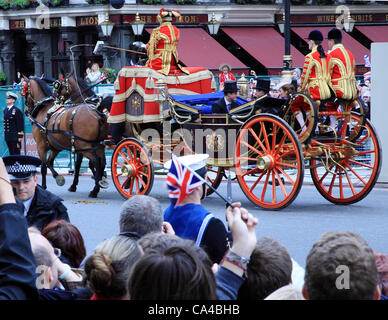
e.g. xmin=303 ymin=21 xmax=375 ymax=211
xmin=103 ymin=139 xmax=116 ymax=147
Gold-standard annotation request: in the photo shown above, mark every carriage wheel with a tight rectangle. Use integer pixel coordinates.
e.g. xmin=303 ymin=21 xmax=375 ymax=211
xmin=111 ymin=138 xmax=154 ymax=199
xmin=310 ymin=115 xmax=381 ymax=205
xmin=206 ymin=166 xmax=223 ymax=196
xmin=336 ymin=98 xmax=366 ymax=142
xmin=284 ymin=93 xmax=318 ymax=144
xmin=235 ymin=114 xmax=304 ymax=210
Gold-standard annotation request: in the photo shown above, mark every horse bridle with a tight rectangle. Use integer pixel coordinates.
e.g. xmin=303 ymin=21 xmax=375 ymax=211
xmin=21 ymin=78 xmax=55 ymax=118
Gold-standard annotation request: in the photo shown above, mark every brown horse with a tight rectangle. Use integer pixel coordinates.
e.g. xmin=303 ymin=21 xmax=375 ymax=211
xmin=22 ymin=76 xmax=108 ymax=198
xmin=53 ymin=75 xmax=113 ymax=192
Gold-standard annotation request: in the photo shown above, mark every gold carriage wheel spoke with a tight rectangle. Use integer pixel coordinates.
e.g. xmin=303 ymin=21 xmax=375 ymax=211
xmin=274 ymin=167 xmax=287 ymax=198
xmin=343 ymin=166 xmax=356 ymax=196
xmin=260 ymin=122 xmax=271 ymax=152
xmin=260 ymin=171 xmax=271 ymax=202
xmin=343 ymin=163 xmax=367 ymax=185
xmin=125 ymin=145 xmax=134 ymax=161
xmin=114 ymin=161 xmax=126 ymax=167
xmin=277 ymin=166 xmax=295 ymax=186
xmin=276 ymin=150 xmax=295 ymax=161
xmin=358 ymin=150 xmax=376 ymax=156
xmin=241 ymin=140 xmax=264 ymax=157
xmin=355 ymin=133 xmax=369 ymax=146
xmin=347 ymin=159 xmax=374 ymax=169
xmin=248 ymin=128 xmax=267 ymax=155
xmin=249 ymin=170 xmax=266 ymax=193
xmin=138 ymin=170 xmax=149 ymax=179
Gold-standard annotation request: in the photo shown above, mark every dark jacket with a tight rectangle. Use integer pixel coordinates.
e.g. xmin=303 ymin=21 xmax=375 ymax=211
xmin=26 ymin=185 xmax=70 ymax=231
xmin=0 ymin=203 xmax=38 ymax=300
xmin=3 ymin=105 xmax=24 ymax=141
xmin=211 ymin=97 xmax=239 ymax=114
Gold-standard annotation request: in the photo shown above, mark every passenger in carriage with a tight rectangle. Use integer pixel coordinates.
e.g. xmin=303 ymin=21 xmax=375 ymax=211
xmin=218 ymin=64 xmax=236 ymax=92
xmin=252 ymin=79 xmax=270 ymax=99
xmin=145 ymin=8 xmax=189 ymax=76
xmin=211 ymin=81 xmax=239 ymax=114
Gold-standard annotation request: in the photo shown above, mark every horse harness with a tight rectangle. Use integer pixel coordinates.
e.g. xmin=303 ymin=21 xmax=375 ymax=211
xmin=23 ymin=79 xmax=105 ymax=154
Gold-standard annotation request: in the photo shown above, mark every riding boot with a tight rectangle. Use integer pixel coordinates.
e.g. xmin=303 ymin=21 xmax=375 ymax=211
xmin=108 ymin=122 xmax=125 ymax=145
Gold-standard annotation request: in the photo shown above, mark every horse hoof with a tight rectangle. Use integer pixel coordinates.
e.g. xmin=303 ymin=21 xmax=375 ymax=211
xmin=88 ymin=192 xmax=98 ymax=198
xmin=98 ymin=179 xmax=109 ymax=189
xmin=68 ymin=186 xmax=77 ymax=192
xmin=55 ymin=175 xmax=65 ymax=186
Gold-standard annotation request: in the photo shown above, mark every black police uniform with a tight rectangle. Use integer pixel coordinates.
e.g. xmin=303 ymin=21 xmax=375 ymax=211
xmin=3 ymin=155 xmax=70 ymax=231
xmin=3 ymin=98 xmax=24 ymax=155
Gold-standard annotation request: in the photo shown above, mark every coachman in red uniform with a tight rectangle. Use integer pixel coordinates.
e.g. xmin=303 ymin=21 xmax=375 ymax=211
xmin=146 ymin=8 xmax=189 ymax=76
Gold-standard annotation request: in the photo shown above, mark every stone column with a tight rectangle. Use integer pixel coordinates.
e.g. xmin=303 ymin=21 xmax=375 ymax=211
xmin=1 ymin=51 xmax=16 ymax=84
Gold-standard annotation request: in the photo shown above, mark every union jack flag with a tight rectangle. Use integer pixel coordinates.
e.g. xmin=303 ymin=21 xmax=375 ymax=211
xmin=166 ymin=157 xmax=204 ymax=206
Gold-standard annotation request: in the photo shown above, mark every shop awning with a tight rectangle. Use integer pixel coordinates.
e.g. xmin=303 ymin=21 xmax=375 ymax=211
xmin=221 ymin=27 xmax=306 ymax=69
xmin=145 ymin=28 xmax=248 ymax=72
xmin=291 ymin=26 xmax=369 ymax=65
xmin=356 ymin=25 xmax=388 ymax=43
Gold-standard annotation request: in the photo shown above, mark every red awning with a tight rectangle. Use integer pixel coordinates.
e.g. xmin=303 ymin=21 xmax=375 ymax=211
xmin=221 ymin=27 xmax=306 ymax=69
xmin=145 ymin=28 xmax=247 ymax=71
xmin=292 ymin=27 xmax=369 ymax=65
xmin=356 ymin=26 xmax=388 ymax=43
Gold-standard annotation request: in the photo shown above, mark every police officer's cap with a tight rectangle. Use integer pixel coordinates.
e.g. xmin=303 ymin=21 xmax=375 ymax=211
xmin=306 ymin=30 xmax=324 ymax=42
xmin=6 ymin=92 xmax=18 ymax=100
xmin=3 ymin=155 xmax=42 ymax=181
xmin=327 ymin=28 xmax=342 ymax=41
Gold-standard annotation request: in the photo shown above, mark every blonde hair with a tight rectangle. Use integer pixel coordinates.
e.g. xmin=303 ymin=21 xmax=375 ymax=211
xmin=85 ymin=235 xmax=142 ymax=298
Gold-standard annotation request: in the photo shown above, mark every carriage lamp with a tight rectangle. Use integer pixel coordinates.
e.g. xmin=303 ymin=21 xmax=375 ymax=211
xmin=154 ymin=79 xmax=168 ymax=121
xmin=131 ymin=12 xmax=145 ymax=37
xmin=207 ymin=12 xmax=220 ymax=36
xmin=237 ymin=74 xmax=249 ymax=100
xmin=100 ymin=12 xmax=114 ymax=38
xmin=277 ymin=10 xmax=285 ymax=34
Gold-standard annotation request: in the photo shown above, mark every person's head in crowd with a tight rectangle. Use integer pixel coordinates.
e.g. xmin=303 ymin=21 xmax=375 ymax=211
xmin=128 ymin=244 xmax=216 ymax=300
xmin=292 ymin=68 xmax=301 ymax=80
xmin=307 ymin=30 xmax=326 ymax=59
xmin=303 ymin=231 xmax=380 ymax=300
xmin=138 ymin=232 xmax=181 ymax=254
xmin=264 ymin=284 xmax=305 ymax=300
xmin=91 ymin=63 xmax=100 ymax=72
xmin=374 ymin=252 xmax=388 ymax=298
xmin=362 ymin=91 xmax=371 ymax=105
xmin=279 ymin=83 xmax=296 ymax=99
xmin=223 ymin=81 xmax=238 ymax=103
xmin=270 ymin=88 xmax=280 ymax=98
xmin=220 ymin=63 xmax=232 ymax=75
xmin=238 ymin=237 xmax=293 ymax=300
xmin=327 ymin=28 xmax=342 ymax=51
xmin=254 ymin=79 xmax=270 ymax=98
xmin=3 ymin=155 xmax=41 ymax=202
xmin=28 ymin=227 xmax=60 ymax=289
xmin=165 ymin=154 xmax=209 ymax=207
xmin=84 ymin=235 xmax=143 ymax=300
xmin=119 ymin=195 xmax=163 ymax=238
xmin=41 ymin=220 xmax=86 ymax=268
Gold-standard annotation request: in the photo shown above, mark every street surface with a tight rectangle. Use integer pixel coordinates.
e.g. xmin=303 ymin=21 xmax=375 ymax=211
xmin=39 ymin=172 xmax=388 ymax=267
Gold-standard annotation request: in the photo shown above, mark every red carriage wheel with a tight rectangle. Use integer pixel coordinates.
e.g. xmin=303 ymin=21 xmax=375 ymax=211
xmin=235 ymin=114 xmax=304 ymax=210
xmin=310 ymin=115 xmax=381 ymax=205
xmin=206 ymin=166 xmax=223 ymax=196
xmin=111 ymin=138 xmax=154 ymax=199
xmin=336 ymin=99 xmax=366 ymax=142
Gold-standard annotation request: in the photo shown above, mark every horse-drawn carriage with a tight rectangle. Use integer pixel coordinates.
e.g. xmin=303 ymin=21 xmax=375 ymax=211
xmin=108 ymin=66 xmax=381 ymax=210
xmin=21 ymin=64 xmax=380 ymax=210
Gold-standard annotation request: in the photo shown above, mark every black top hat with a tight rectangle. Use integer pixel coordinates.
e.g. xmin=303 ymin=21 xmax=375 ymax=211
xmin=327 ymin=28 xmax=342 ymax=41
xmin=223 ymin=81 xmax=239 ymax=93
xmin=3 ymin=155 xmax=42 ymax=181
xmin=306 ymin=30 xmax=323 ymax=42
xmin=254 ymin=79 xmax=271 ymax=93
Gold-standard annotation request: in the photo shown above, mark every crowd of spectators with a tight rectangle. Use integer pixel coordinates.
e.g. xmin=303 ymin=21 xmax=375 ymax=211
xmin=0 ymin=152 xmax=386 ymax=301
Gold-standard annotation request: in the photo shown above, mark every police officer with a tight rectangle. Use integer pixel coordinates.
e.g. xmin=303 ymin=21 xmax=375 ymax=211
xmin=3 ymin=92 xmax=24 ymax=155
xmin=3 ymin=155 xmax=70 ymax=231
